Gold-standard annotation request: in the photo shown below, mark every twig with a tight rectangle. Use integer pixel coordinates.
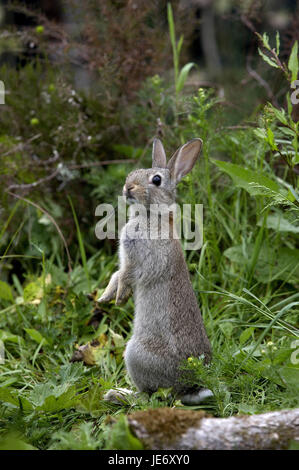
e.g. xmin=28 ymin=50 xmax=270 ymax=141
xmin=240 ymin=13 xmax=256 ymax=34
xmin=5 ymin=159 xmax=134 ymax=191
xmin=68 ymin=159 xmax=134 ymax=169
xmin=1 ymin=134 xmax=42 ymax=158
xmin=6 ymin=166 xmax=60 ymax=191
xmin=129 ymin=407 xmax=299 ymax=450
xmin=216 ymin=124 xmax=257 ymax=132
xmin=246 ymin=53 xmax=279 ymax=107
xmin=33 ymin=151 xmax=60 ymax=166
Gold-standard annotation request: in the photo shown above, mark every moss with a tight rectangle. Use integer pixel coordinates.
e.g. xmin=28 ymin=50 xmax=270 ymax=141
xmin=128 ymin=407 xmax=208 ymax=449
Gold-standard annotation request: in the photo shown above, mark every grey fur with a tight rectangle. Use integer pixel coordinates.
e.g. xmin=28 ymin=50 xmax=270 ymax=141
xmin=99 ymin=139 xmax=212 ymax=400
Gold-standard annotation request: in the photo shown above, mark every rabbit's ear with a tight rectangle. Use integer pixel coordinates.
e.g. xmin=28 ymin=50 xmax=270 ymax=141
xmin=167 ymin=138 xmax=202 ymax=183
xmin=152 ymin=138 xmax=167 ymax=168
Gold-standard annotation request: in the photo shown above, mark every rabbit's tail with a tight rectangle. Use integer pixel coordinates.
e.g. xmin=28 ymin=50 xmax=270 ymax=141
xmin=180 ymin=388 xmax=214 ymax=405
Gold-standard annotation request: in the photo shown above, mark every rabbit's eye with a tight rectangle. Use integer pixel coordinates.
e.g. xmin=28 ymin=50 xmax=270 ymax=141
xmin=152 ymin=175 xmax=161 ymax=186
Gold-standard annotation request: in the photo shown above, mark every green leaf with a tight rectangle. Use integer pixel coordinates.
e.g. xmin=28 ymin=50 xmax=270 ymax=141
xmin=109 ymin=328 xmax=125 ymax=349
xmin=28 ymin=382 xmax=78 ymax=412
xmin=168 ymin=1 xmax=183 ymax=91
xmin=240 ymin=327 xmax=255 ymax=346
xmin=257 ymin=213 xmax=299 ymax=233
xmin=0 ymin=388 xmax=19 ymax=408
xmin=176 ymin=62 xmax=195 ymax=93
xmin=279 ymin=366 xmax=299 ymax=388
xmin=262 ymin=32 xmax=270 ymax=50
xmin=266 ymin=127 xmax=278 ymax=150
xmin=288 ymin=186 xmax=299 ymax=203
xmin=275 ymin=31 xmax=280 ymax=55
xmin=108 ymin=415 xmax=143 ymax=450
xmin=271 ymin=106 xmax=288 ymax=125
xmin=0 ymin=280 xmax=13 ymax=302
xmin=51 ymin=422 xmax=99 ymax=450
xmin=279 ymin=127 xmax=297 ymax=138
xmin=177 ymin=35 xmax=184 ymax=59
xmin=0 ymin=329 xmax=23 ymax=344
xmin=167 ymin=3 xmax=176 ymax=53
xmin=224 ymin=242 xmax=299 ymax=285
xmin=287 ymin=188 xmax=296 ymax=202
xmin=258 ymin=48 xmax=279 ymax=69
xmin=254 ymin=128 xmax=267 ymax=140
xmin=213 ymin=160 xmax=282 ymax=196
xmin=24 ymin=328 xmax=48 ymax=345
xmin=0 ymin=388 xmax=32 ymax=411
xmin=288 ymin=40 xmax=298 ymax=83
xmin=0 ymin=433 xmax=37 ymax=450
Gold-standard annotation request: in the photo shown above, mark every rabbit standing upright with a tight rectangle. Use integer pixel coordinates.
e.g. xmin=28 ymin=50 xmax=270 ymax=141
xmin=99 ymin=138 xmax=212 ymax=404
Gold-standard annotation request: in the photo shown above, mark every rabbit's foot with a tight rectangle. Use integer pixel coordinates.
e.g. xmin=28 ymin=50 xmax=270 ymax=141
xmin=103 ymin=387 xmax=136 ymax=405
xmin=180 ymin=388 xmax=214 ymax=406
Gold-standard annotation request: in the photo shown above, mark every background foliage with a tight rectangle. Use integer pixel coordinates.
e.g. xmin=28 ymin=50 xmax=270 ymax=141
xmin=0 ymin=0 xmax=298 ymax=450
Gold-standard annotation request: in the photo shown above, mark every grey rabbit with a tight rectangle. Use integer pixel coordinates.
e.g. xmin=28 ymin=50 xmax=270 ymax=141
xmin=99 ymin=138 xmax=212 ymax=405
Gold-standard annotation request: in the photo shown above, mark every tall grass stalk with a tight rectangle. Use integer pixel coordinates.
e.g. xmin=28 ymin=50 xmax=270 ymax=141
xmin=68 ymin=196 xmax=91 ymax=292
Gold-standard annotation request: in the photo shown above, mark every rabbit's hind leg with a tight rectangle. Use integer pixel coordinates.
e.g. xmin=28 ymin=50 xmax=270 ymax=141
xmin=124 ymin=339 xmax=175 ymax=394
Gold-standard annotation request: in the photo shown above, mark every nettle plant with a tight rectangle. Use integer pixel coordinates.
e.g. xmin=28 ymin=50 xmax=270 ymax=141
xmin=256 ymin=33 xmax=298 ymax=199
xmin=215 ymin=33 xmax=299 ymax=213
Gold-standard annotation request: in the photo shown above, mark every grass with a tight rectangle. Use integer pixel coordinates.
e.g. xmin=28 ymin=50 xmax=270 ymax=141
xmin=0 ymin=127 xmax=298 ymax=449
xmin=0 ymin=40 xmax=299 ymax=450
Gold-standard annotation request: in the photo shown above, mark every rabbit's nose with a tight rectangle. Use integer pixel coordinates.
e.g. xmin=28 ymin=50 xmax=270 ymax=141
xmin=124 ymin=183 xmax=137 ymax=196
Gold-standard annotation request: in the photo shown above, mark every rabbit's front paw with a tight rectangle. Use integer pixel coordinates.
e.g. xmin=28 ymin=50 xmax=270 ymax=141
xmin=115 ymin=283 xmax=132 ymax=305
xmin=98 ymin=271 xmax=119 ymax=303
xmin=98 ymin=283 xmax=118 ymax=303
xmin=98 ymin=290 xmax=115 ymax=303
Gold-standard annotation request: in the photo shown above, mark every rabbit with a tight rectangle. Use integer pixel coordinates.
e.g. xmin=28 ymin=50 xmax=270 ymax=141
xmin=99 ymin=138 xmax=212 ymax=405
